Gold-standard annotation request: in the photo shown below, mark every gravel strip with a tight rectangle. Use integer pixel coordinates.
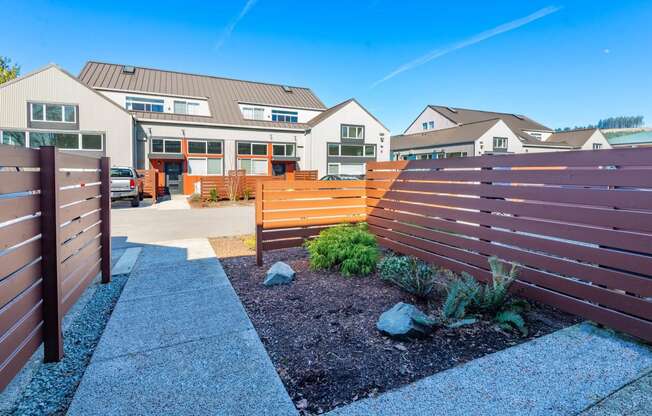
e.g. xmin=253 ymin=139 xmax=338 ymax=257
xmin=4 ymin=274 xmax=129 ymax=416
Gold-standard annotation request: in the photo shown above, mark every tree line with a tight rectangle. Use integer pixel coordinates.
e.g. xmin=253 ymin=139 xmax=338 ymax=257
xmin=556 ymin=115 xmax=645 ymax=131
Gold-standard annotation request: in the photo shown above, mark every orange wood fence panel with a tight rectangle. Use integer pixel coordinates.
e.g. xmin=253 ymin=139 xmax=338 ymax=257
xmin=0 ymin=145 xmax=111 ymax=390
xmin=286 ymin=170 xmax=318 ymax=181
xmin=255 ymin=180 xmax=367 ymax=265
xmin=366 ymin=148 xmax=652 ymax=343
xmin=136 ymin=169 xmax=158 ymax=203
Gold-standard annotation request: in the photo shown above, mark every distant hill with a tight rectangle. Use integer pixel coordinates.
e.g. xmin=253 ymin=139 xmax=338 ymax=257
xmin=603 ymin=127 xmax=652 ymax=139
xmin=556 ymin=115 xmax=645 ymax=132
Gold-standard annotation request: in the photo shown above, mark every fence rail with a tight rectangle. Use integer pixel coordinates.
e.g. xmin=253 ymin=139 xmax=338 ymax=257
xmin=255 ymin=148 xmax=652 ymax=343
xmin=0 ymin=144 xmax=111 ymax=391
xmin=287 ymin=170 xmax=318 ymax=181
xmin=136 ymin=168 xmax=159 ymax=203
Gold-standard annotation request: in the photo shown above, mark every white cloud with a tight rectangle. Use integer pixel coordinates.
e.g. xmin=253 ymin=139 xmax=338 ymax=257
xmin=215 ymin=0 xmax=259 ymax=51
xmin=603 ymin=48 xmax=611 ymax=54
xmin=371 ymin=6 xmax=562 ymax=88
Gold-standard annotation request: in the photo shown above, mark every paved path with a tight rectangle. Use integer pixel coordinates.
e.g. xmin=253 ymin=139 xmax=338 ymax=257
xmin=67 ymin=238 xmax=296 ymax=416
xmin=328 ymin=323 xmax=652 ymax=416
xmin=111 ymin=203 xmax=254 ymax=246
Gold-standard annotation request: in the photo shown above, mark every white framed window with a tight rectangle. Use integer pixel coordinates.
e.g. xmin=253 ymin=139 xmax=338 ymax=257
xmin=1 ymin=130 xmax=26 ymax=147
xmin=238 ymin=158 xmax=268 ymax=175
xmin=237 ymin=142 xmax=268 ymax=156
xmin=30 ymin=103 xmax=76 ymax=123
xmin=187 ymin=140 xmax=223 ymax=155
xmin=493 ymin=137 xmax=508 ymax=150
xmin=174 ymin=100 xmax=200 ymax=115
xmin=151 ymin=138 xmax=181 ymax=153
xmin=340 ymin=163 xmax=365 ymax=175
xmin=271 ymin=109 xmax=298 ymax=123
xmin=187 ymin=157 xmax=223 ymax=176
xmin=327 ymin=163 xmax=339 ymax=175
xmin=422 ymin=122 xmax=428 ymax=131
xmin=26 ymin=131 xmax=103 ymax=151
xmin=593 ymin=143 xmax=602 ymax=150
xmin=328 ymin=144 xmax=375 ymax=157
xmin=126 ymin=96 xmax=164 ymax=112
xmin=428 ymin=121 xmax=435 ymax=129
xmin=341 ymin=125 xmax=364 ymax=140
xmin=242 ymin=106 xmax=265 ymax=120
xmin=272 ymin=143 xmax=295 ymax=157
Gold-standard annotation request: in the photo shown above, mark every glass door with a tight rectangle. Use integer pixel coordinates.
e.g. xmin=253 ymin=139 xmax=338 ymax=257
xmin=165 ymin=162 xmax=183 ymax=194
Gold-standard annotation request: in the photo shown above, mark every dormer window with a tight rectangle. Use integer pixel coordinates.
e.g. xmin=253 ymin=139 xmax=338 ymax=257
xmin=31 ymin=103 xmax=76 ymax=123
xmin=126 ymin=96 xmax=164 ymax=112
xmin=242 ymin=106 xmax=265 ymax=120
xmin=272 ymin=109 xmax=298 ymax=123
xmin=174 ymin=100 xmax=200 ymax=115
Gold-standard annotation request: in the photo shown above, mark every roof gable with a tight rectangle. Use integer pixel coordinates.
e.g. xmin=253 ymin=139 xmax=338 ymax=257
xmin=428 ymin=105 xmax=553 ymax=134
xmin=547 ymin=128 xmax=599 ymax=147
xmin=391 ymin=118 xmax=500 ymax=150
xmin=306 ymin=98 xmax=389 ymax=131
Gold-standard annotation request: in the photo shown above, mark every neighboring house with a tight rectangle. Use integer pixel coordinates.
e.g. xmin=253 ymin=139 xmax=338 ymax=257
xmin=607 ymin=130 xmax=652 ymax=148
xmin=0 ymin=64 xmax=134 ymax=165
xmin=392 ymin=105 xmax=610 ymax=160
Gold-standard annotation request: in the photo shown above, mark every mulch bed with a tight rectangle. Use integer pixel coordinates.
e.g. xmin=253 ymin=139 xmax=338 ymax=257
xmin=215 ymin=241 xmax=582 ymax=415
xmin=188 ymin=199 xmax=254 ymax=209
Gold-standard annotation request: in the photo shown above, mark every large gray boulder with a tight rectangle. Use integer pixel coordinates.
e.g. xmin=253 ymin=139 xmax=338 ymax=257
xmin=376 ymin=302 xmax=437 ymax=339
xmin=263 ymin=261 xmax=296 ymax=286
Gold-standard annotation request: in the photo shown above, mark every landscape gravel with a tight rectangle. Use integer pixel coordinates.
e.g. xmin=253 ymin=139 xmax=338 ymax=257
xmin=4 ymin=274 xmax=128 ymax=416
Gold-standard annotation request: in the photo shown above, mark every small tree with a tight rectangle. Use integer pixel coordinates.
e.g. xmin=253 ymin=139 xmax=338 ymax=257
xmin=226 ymin=169 xmax=245 ymax=201
xmin=0 ymin=57 xmax=20 ymax=85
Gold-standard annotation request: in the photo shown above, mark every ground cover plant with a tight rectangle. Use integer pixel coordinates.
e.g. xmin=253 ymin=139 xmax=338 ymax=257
xmin=378 ymin=255 xmax=448 ymax=299
xmin=305 ymin=223 xmax=379 ymax=276
xmin=213 ymin=239 xmax=582 ymax=415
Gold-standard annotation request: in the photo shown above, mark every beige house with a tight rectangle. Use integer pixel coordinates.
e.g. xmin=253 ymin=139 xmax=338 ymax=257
xmin=0 ymin=64 xmax=134 ymax=166
xmin=392 ymin=105 xmax=610 ymax=160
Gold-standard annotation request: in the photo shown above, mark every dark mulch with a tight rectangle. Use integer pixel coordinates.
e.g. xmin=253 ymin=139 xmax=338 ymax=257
xmin=219 ymin=245 xmax=582 ymax=415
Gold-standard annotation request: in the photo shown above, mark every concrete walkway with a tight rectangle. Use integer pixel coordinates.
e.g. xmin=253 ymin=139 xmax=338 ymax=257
xmin=67 ymin=238 xmax=295 ymax=416
xmin=328 ymin=323 xmax=652 ymax=416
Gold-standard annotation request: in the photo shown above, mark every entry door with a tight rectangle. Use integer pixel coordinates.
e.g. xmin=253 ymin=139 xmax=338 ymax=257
xmin=165 ymin=162 xmax=183 ymax=194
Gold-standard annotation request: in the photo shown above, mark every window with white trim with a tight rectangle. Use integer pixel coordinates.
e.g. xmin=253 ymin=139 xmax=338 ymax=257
xmin=271 ymin=109 xmax=298 ymax=123
xmin=593 ymin=143 xmax=602 ymax=150
xmin=422 ymin=122 xmax=428 ymax=131
xmin=27 ymin=132 xmax=103 ymax=150
xmin=126 ymin=96 xmax=164 ymax=112
xmin=341 ymin=125 xmax=364 ymax=140
xmin=187 ymin=157 xmax=223 ymax=175
xmin=174 ymin=100 xmax=200 ymax=115
xmin=1 ymin=130 xmax=26 ymax=147
xmin=151 ymin=138 xmax=181 ymax=153
xmin=493 ymin=137 xmax=508 ymax=151
xmin=237 ymin=142 xmax=268 ymax=156
xmin=272 ymin=143 xmax=295 ymax=157
xmin=327 ymin=144 xmax=375 ymax=157
xmin=187 ymin=140 xmax=222 ymax=154
xmin=242 ymin=107 xmax=265 ymax=120
xmin=327 ymin=163 xmax=339 ymax=175
xmin=238 ymin=158 xmax=268 ymax=175
xmin=340 ymin=163 xmax=365 ymax=175
xmin=30 ymin=103 xmax=76 ymax=123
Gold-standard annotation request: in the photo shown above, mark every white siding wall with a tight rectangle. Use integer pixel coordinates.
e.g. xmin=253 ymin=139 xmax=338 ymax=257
xmin=404 ymin=107 xmax=457 ymax=135
xmin=99 ymin=90 xmax=212 ymax=117
xmin=236 ymin=103 xmax=323 ymax=124
xmin=0 ymin=66 xmax=134 ymax=166
xmin=475 ymin=120 xmax=523 ymax=155
xmin=304 ymin=101 xmax=390 ymax=177
xmin=581 ymin=130 xmax=612 ymax=150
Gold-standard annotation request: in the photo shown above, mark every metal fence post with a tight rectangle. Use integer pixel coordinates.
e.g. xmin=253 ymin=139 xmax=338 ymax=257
xmin=39 ymin=146 xmax=64 ymax=362
xmin=100 ymin=157 xmax=112 ymax=283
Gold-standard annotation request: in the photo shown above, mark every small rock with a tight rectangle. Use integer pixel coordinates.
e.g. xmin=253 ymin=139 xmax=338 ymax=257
xmin=263 ymin=261 xmax=295 ymax=286
xmin=296 ymin=399 xmax=308 ymax=410
xmin=376 ymin=302 xmax=437 ymax=340
xmin=394 ymin=344 xmax=407 ymax=352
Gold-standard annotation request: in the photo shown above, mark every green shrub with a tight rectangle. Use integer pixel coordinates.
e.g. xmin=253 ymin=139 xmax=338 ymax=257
xmin=378 ymin=255 xmax=442 ymax=299
xmin=188 ymin=193 xmax=202 ymax=203
xmin=440 ymin=257 xmax=530 ymax=335
xmin=242 ymin=188 xmax=252 ymax=201
xmin=241 ymin=235 xmax=256 ymax=251
xmin=305 ymin=223 xmax=379 ymax=277
xmin=208 ymin=188 xmax=219 ymax=202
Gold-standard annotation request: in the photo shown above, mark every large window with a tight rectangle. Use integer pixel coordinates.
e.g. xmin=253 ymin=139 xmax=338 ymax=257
xmin=237 ymin=142 xmax=268 ymax=156
xmin=174 ymin=100 xmax=200 ymax=115
xmin=493 ymin=137 xmax=508 ymax=151
xmin=151 ymin=138 xmax=181 ymax=153
xmin=327 ymin=163 xmax=365 ymax=176
xmin=31 ymin=103 xmax=76 ymax=123
xmin=271 ymin=110 xmax=298 ymax=123
xmin=187 ymin=157 xmax=223 ymax=176
xmin=187 ymin=140 xmax=222 ymax=154
xmin=238 ymin=159 xmax=268 ymax=175
xmin=1 ymin=130 xmax=26 ymax=146
xmin=242 ymin=107 xmax=265 ymax=120
xmin=327 ymin=143 xmax=375 ymax=157
xmin=126 ymin=96 xmax=164 ymax=112
xmin=341 ymin=125 xmax=364 ymax=140
xmin=272 ymin=143 xmax=295 ymax=157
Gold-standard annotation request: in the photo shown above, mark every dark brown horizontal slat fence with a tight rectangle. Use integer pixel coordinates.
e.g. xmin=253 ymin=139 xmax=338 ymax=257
xmin=255 ymin=180 xmax=367 ymax=265
xmin=0 ymin=145 xmax=111 ymax=391
xmin=366 ymin=148 xmax=652 ymax=343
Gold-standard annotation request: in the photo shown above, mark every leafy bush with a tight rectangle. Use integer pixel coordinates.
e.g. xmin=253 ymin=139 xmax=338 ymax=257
xmin=242 ymin=188 xmax=252 ymax=201
xmin=305 ymin=223 xmax=379 ymax=277
xmin=440 ymin=257 xmax=530 ymax=335
xmin=208 ymin=188 xmax=219 ymax=202
xmin=378 ymin=255 xmax=442 ymax=298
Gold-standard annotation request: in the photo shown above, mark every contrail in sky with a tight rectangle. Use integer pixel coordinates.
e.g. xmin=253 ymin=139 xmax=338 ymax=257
xmin=215 ymin=0 xmax=259 ymax=51
xmin=371 ymin=6 xmax=561 ymax=88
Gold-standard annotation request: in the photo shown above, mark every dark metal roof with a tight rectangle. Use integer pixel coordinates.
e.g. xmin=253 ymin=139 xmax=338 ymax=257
xmin=79 ymin=61 xmax=327 ymax=130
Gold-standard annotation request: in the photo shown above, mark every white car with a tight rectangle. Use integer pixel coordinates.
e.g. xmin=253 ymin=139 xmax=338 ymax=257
xmin=110 ymin=167 xmax=142 ymax=207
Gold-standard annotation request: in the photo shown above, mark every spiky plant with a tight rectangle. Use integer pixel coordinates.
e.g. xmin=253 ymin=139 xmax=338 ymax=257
xmin=475 ymin=256 xmax=521 ymax=313
xmin=441 ymin=272 xmax=480 ymax=319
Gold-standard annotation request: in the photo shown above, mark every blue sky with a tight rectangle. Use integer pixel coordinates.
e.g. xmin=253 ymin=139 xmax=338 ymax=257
xmin=3 ymin=0 xmax=651 ymax=133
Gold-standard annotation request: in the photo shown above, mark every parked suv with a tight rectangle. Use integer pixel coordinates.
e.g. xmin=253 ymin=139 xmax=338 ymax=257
xmin=110 ymin=167 xmax=143 ymax=207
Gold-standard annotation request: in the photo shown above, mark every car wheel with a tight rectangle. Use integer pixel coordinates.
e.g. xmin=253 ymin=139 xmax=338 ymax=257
xmin=131 ymin=196 xmax=140 ymax=207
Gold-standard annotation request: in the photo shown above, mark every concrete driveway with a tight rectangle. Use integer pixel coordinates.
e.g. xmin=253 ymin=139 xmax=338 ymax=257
xmin=111 ymin=196 xmax=254 ymax=247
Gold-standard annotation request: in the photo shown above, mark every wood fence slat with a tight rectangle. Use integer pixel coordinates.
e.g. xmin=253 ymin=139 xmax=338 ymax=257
xmin=61 ymin=260 xmax=101 ymax=314
xmin=0 ymin=300 xmax=42 ymax=363
xmin=0 ymin=239 xmax=41 ymax=280
xmin=0 ymin=261 xmax=41 ymax=309
xmin=61 ymin=249 xmax=101 ymax=296
xmin=264 ymin=197 xmax=368 ymax=210
xmin=0 ymin=280 xmax=42 ymax=337
xmin=60 ymin=222 xmax=101 ymax=260
xmin=60 ymin=210 xmax=101 ymax=243
xmin=0 ymin=144 xmax=41 ymax=167
xmin=57 ymin=171 xmax=101 ymax=187
xmin=0 ymin=195 xmax=40 ymax=224
xmin=58 ymin=184 xmax=101 ymax=206
xmin=57 ymin=152 xmax=101 ymax=169
xmin=263 ymin=189 xmax=365 ymax=200
xmin=263 ymin=206 xmax=367 ymax=221
xmin=0 ymin=172 xmax=40 ymax=194
xmin=0 ymin=320 xmax=42 ymax=391
xmin=0 ymin=217 xmax=41 ymax=251
xmin=59 ymin=197 xmax=101 ymax=224
xmin=61 ymin=238 xmax=101 ymax=278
